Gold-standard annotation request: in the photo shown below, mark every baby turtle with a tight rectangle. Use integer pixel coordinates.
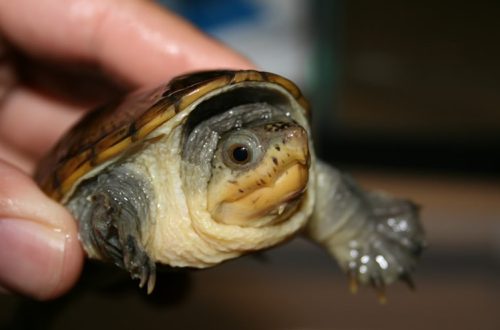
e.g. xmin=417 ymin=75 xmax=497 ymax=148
xmin=35 ymin=70 xmax=425 ymax=295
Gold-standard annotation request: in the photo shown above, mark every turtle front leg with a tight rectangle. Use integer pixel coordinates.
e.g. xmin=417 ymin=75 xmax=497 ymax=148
xmin=66 ymin=165 xmax=156 ymax=293
xmin=307 ymin=161 xmax=425 ymax=292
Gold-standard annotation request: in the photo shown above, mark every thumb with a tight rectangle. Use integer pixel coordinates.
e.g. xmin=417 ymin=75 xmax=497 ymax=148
xmin=0 ymin=160 xmax=83 ymax=300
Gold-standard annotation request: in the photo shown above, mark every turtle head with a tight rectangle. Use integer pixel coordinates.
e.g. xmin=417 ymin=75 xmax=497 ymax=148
xmin=207 ymin=120 xmax=310 ymax=227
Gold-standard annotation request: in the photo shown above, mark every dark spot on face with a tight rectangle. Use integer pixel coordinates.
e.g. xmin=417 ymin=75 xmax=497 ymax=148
xmin=265 ymin=122 xmax=291 ymax=132
xmin=238 ymin=189 xmax=244 ymax=193
xmin=274 ymin=145 xmax=281 ymax=151
xmin=272 ymin=157 xmax=278 ymax=165
xmin=252 ymin=196 xmax=261 ymax=204
xmin=260 ymin=179 xmax=266 ymax=184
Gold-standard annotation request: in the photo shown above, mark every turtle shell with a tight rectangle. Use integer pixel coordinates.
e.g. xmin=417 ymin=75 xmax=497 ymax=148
xmin=35 ymin=70 xmax=310 ymax=201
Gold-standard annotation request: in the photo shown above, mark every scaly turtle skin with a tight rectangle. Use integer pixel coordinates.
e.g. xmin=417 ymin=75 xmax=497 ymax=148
xmin=35 ymin=70 xmax=425 ymax=294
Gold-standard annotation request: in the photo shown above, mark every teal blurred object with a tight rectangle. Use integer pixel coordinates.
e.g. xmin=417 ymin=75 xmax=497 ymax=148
xmin=159 ymin=0 xmax=261 ymax=32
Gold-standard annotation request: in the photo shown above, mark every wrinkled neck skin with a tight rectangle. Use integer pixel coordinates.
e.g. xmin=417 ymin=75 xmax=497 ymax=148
xmin=139 ymin=102 xmax=315 ymax=268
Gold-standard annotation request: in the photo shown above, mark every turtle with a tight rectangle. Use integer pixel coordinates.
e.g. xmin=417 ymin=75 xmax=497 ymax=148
xmin=35 ymin=70 xmax=425 ymax=295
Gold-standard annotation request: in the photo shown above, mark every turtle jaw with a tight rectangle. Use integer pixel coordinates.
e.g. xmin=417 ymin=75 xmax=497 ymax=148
xmin=215 ymin=161 xmax=309 ymax=226
xmin=207 ymin=129 xmax=310 ymax=227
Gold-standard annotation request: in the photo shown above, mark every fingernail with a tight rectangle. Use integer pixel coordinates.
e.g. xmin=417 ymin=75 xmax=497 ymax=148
xmin=0 ymin=219 xmax=66 ymax=299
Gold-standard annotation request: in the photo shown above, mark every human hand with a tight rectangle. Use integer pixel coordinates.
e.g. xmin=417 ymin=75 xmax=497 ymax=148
xmin=0 ymin=0 xmax=253 ymax=300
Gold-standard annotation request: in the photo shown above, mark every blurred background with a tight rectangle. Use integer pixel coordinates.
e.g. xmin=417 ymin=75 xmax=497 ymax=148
xmin=2 ymin=0 xmax=500 ymax=329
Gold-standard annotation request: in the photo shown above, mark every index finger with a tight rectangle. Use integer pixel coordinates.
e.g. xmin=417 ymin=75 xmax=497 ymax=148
xmin=0 ymin=0 xmax=254 ymax=86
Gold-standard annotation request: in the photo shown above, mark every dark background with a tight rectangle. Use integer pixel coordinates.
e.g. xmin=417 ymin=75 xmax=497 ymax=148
xmin=313 ymin=0 xmax=500 ymax=175
xmin=1 ymin=1 xmax=500 ymax=329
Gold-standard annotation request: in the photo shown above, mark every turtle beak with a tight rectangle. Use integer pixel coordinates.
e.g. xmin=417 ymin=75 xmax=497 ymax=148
xmin=208 ymin=126 xmax=310 ymax=227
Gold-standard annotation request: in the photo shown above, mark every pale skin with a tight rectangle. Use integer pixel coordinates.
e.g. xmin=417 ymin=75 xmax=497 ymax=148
xmin=0 ymin=0 xmax=253 ymax=300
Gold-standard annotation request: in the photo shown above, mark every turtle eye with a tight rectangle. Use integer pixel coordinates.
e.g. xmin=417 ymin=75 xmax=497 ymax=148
xmin=222 ymin=130 xmax=262 ymax=168
xmin=228 ymin=144 xmax=252 ymax=164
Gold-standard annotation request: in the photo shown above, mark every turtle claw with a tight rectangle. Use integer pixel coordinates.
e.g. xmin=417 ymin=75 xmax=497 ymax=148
xmin=370 ymin=278 xmax=387 ymax=304
xmin=137 ymin=259 xmax=157 ymax=295
xmin=348 ymin=267 xmax=388 ymax=303
xmin=124 ymin=235 xmax=157 ymax=293
xmin=376 ymin=289 xmax=387 ymax=304
xmin=146 ymin=269 xmax=157 ymax=295
xmin=348 ymin=269 xmax=359 ymax=294
xmin=399 ymin=272 xmax=416 ymax=291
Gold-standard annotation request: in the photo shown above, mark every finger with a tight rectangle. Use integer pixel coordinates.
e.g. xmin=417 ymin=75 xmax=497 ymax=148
xmin=0 ymin=138 xmax=34 ymax=173
xmin=0 ymin=87 xmax=85 ymax=161
xmin=12 ymin=52 xmax=129 ymax=106
xmin=0 ymin=0 xmax=254 ymax=86
xmin=0 ymin=160 xmax=84 ymax=300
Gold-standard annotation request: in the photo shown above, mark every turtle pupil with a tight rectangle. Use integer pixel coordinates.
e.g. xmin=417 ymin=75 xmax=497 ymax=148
xmin=232 ymin=146 xmax=249 ymax=163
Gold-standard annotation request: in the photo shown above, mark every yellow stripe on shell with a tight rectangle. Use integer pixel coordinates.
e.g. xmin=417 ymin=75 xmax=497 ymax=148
xmin=136 ymin=105 xmax=176 ymax=140
xmin=258 ymin=72 xmax=310 ymax=116
xmin=94 ymin=137 xmax=133 ymax=164
xmin=177 ymin=75 xmax=232 ymax=111
xmin=231 ymin=70 xmax=264 ymax=84
xmin=57 ymin=148 xmax=92 ymax=178
xmin=60 ymin=160 xmax=93 ymax=198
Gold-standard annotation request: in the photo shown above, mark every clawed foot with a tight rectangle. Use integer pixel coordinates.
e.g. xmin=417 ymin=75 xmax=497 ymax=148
xmin=307 ymin=162 xmax=426 ymax=301
xmin=123 ymin=235 xmax=157 ymax=294
xmin=343 ymin=195 xmax=425 ymax=298
xmin=86 ymin=192 xmax=157 ymax=294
